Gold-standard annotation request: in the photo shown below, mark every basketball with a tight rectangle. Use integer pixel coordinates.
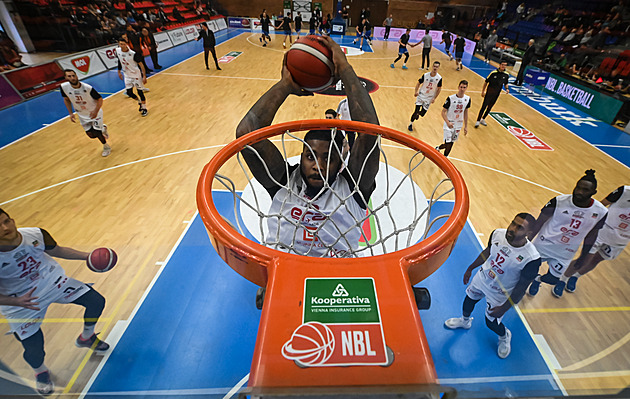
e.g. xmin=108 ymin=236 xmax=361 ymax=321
xmin=286 ymin=36 xmax=335 ymax=92
xmin=87 ymin=248 xmax=118 ymax=273
xmin=281 ymin=321 xmax=335 ymax=366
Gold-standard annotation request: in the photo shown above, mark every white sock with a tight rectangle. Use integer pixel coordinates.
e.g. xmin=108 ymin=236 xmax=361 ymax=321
xmin=573 ymin=272 xmax=582 ymax=278
xmin=462 ymin=315 xmax=470 ymax=321
xmin=534 ymin=275 xmax=541 ymax=282
xmin=33 ymin=364 xmax=48 ymax=374
xmin=81 ymin=325 xmax=95 ymax=340
xmin=559 ymin=274 xmax=569 ymax=283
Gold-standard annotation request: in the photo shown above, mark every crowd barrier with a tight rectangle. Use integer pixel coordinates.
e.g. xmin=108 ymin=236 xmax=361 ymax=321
xmin=0 ymin=18 xmax=227 ymax=111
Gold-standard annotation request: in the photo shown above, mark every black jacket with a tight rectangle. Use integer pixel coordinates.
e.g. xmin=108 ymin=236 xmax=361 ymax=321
xmin=197 ymin=29 xmax=215 ymax=48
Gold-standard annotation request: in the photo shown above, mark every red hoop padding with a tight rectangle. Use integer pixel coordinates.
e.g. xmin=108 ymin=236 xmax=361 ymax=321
xmin=196 ymin=119 xmax=469 ymax=286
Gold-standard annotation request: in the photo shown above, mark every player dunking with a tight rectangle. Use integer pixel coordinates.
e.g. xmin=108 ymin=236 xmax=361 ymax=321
xmin=437 ymin=80 xmax=470 ymax=157
xmin=236 ymin=36 xmax=379 ymax=307
xmin=336 ymin=97 xmax=355 ymax=149
xmin=60 ymin=70 xmax=111 ymax=157
xmin=408 ymin=61 xmax=442 ymax=132
xmin=552 ymin=185 xmax=630 ymax=297
xmin=527 ymin=170 xmax=608 ymax=297
xmin=475 ymin=61 xmax=509 ymax=128
xmin=445 ymin=213 xmax=541 ymax=358
xmin=116 ymin=37 xmax=148 ymax=117
xmin=0 ymin=208 xmax=110 ymax=395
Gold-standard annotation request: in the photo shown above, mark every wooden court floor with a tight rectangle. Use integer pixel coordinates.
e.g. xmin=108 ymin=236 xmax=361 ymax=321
xmin=0 ymin=32 xmax=629 ymax=396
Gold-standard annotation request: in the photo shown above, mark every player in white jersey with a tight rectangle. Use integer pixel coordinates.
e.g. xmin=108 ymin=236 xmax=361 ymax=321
xmin=408 ymin=61 xmax=443 ymax=132
xmin=60 ymin=70 xmax=111 ymax=157
xmin=527 ymin=170 xmax=608 ymax=297
xmin=0 ymin=209 xmax=110 ymax=396
xmin=552 ymin=185 xmax=630 ymax=297
xmin=445 ymin=213 xmax=541 ymax=358
xmin=437 ymin=80 xmax=470 ymax=157
xmin=236 ymin=37 xmax=379 ymax=307
xmin=116 ymin=37 xmax=148 ymax=117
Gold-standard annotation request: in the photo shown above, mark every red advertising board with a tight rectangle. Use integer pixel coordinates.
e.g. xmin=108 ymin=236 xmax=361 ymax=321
xmin=4 ymin=62 xmax=65 ymax=98
xmin=0 ymin=75 xmax=23 ymax=110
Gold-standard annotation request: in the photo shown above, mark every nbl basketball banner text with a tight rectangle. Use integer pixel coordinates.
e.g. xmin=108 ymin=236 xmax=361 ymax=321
xmin=281 ymin=278 xmax=391 ymax=367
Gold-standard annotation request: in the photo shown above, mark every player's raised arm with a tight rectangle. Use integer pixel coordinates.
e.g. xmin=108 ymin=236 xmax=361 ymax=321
xmin=529 ymin=197 xmax=556 ymax=239
xmin=235 ymin=55 xmax=313 ymax=192
xmin=318 ymin=36 xmax=379 ymax=200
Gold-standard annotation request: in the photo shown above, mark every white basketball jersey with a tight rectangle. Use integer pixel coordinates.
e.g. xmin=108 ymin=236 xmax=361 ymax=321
xmin=116 ymin=47 xmax=142 ymax=79
xmin=336 ymin=98 xmax=352 ymax=121
xmin=266 ymin=168 xmax=365 ymax=257
xmin=417 ymin=72 xmax=442 ymax=100
xmin=534 ymin=194 xmax=608 ymax=261
xmin=0 ymin=228 xmax=65 ymax=314
xmin=60 ymin=82 xmax=99 ymax=119
xmin=443 ymin=93 xmax=470 ymax=128
xmin=478 ymin=229 xmax=540 ymax=295
xmin=600 ymin=186 xmax=630 ymax=246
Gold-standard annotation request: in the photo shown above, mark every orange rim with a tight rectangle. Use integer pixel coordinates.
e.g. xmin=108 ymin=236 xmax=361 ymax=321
xmin=197 ymin=119 xmax=469 ymax=270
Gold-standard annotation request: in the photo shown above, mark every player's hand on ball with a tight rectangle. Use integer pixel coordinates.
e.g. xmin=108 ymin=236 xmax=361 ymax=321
xmin=69 ymin=114 xmax=76 ymax=123
xmin=14 ymin=287 xmax=40 ymax=310
xmin=316 ymin=36 xmax=347 ymax=76
xmin=281 ymin=53 xmax=313 ymax=97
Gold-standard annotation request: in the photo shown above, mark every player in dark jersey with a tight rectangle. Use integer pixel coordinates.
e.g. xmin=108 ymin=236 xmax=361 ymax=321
xmin=391 ymin=28 xmax=417 ymax=70
xmin=278 ymin=12 xmax=293 ymax=49
xmin=453 ymin=34 xmax=466 ymax=71
xmin=441 ymin=29 xmax=453 ymax=60
xmin=259 ymin=11 xmax=272 ymax=46
xmin=294 ymin=12 xmax=302 ymax=38
xmin=475 ymin=61 xmax=509 ymax=128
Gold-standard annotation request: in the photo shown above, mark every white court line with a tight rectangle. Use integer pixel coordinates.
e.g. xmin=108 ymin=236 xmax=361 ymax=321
xmin=80 ymin=211 xmax=200 ymax=398
xmin=223 ymin=373 xmax=250 ymax=399
xmin=594 ymin=144 xmax=630 ymax=149
xmin=439 ymin=374 xmax=556 ymax=384
xmin=0 ymin=30 xmax=232 ymax=152
xmin=160 ymin=72 xmax=276 ymax=81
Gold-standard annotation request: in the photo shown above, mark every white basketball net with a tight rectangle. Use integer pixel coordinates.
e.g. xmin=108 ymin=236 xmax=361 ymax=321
xmin=214 ymin=128 xmax=455 ymax=258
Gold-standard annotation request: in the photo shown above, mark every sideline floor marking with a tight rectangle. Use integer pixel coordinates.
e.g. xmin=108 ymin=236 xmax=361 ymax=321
xmin=522 ymin=306 xmax=630 ymax=314
xmin=561 ymin=332 xmax=630 ymax=372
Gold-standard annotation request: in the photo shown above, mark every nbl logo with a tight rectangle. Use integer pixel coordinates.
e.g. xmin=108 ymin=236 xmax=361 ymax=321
xmin=282 ymin=322 xmax=335 ymax=366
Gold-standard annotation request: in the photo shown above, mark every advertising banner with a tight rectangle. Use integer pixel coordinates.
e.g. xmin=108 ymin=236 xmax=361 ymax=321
xmin=0 ymin=75 xmax=23 ymax=110
xmin=228 ymin=17 xmax=251 ymax=29
xmin=183 ymin=24 xmax=199 ymax=41
xmin=540 ymin=70 xmax=624 ymax=124
xmin=96 ymin=45 xmax=119 ymax=69
xmin=206 ymin=20 xmax=219 ymax=32
xmin=250 ymin=18 xmax=276 ymax=32
xmin=57 ymin=50 xmax=107 ymax=79
xmin=168 ymin=28 xmax=187 ymax=46
xmin=5 ymin=62 xmax=66 ymax=98
xmin=154 ymin=32 xmax=174 ymax=52
xmin=490 ymin=112 xmax=553 ymax=151
xmin=216 ymin=18 xmax=227 ymax=30
xmin=218 ymin=51 xmax=242 ymax=64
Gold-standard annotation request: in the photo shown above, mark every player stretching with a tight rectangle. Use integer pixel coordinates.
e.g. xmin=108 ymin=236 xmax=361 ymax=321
xmin=437 ymin=80 xmax=470 ymax=157
xmin=0 ymin=209 xmax=110 ymax=396
xmin=552 ymin=185 xmax=630 ymax=297
xmin=445 ymin=213 xmax=541 ymax=358
xmin=61 ymin=69 xmax=111 ymax=157
xmin=116 ymin=37 xmax=148 ymax=117
xmin=527 ymin=170 xmax=608 ymax=297
xmin=235 ymin=36 xmax=379 ymax=307
xmin=408 ymin=61 xmax=442 ymax=132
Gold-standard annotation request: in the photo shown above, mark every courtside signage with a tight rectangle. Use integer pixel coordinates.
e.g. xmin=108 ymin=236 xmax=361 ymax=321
xmin=281 ymin=278 xmax=389 ymax=367
xmin=218 ymin=51 xmax=242 ymax=64
xmin=57 ymin=51 xmax=107 ymax=79
xmin=490 ymin=112 xmax=553 ymax=151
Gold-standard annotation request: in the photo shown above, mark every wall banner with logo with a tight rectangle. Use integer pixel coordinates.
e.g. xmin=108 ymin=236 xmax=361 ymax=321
xmin=0 ymin=74 xmax=23 ymax=110
xmin=95 ymin=45 xmax=119 ymax=69
xmin=183 ymin=24 xmax=199 ymax=41
xmin=168 ymin=28 xmax=187 ymax=46
xmin=56 ymin=50 xmax=108 ymax=79
xmin=215 ymin=18 xmax=227 ymax=30
xmin=154 ymin=32 xmax=174 ymax=52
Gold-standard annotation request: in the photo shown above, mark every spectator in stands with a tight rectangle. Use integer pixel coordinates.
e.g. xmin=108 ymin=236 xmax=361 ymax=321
xmin=115 ymin=12 xmax=127 ymax=27
xmin=580 ymin=29 xmax=594 ymax=46
xmin=553 ymin=26 xmax=569 ymax=42
xmin=173 ymin=7 xmax=185 ymax=24
xmin=516 ymin=3 xmax=525 ymax=21
xmin=590 ymin=27 xmax=611 ymax=49
xmin=141 ymin=27 xmax=161 ymax=70
xmin=484 ymin=29 xmax=498 ymax=63
xmin=0 ymin=33 xmax=25 ymax=68
xmin=562 ymin=28 xmax=579 ymax=46
xmin=515 ymin=39 xmax=536 ymax=86
xmin=147 ymin=9 xmax=158 ymax=23
xmin=555 ymin=53 xmax=568 ymax=70
xmin=125 ymin=1 xmax=136 ymax=16
xmin=126 ymin=11 xmax=137 ymax=25
xmin=157 ymin=7 xmax=169 ymax=25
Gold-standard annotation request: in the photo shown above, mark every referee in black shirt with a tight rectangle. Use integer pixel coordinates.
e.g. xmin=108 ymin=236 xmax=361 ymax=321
xmin=197 ymin=23 xmax=221 ymax=71
xmin=475 ymin=61 xmax=509 ymax=128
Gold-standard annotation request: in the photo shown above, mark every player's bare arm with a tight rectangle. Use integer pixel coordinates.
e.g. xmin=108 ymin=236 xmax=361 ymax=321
xmin=442 ymin=107 xmax=454 ymax=128
xmin=45 ymin=245 xmax=89 ymax=260
xmin=236 ymin=54 xmax=312 ymax=190
xmin=481 ymin=81 xmax=488 ymax=97
xmin=463 ymin=108 xmax=469 ymax=135
xmin=433 ymin=86 xmax=441 ymax=103
xmin=463 ymin=245 xmax=491 ymax=284
xmin=529 ymin=198 xmax=556 ymax=239
xmin=63 ymin=97 xmax=76 ymax=123
xmin=90 ymin=97 xmax=104 ymax=119
xmin=414 ymin=80 xmax=421 ymax=97
xmin=139 ymin=62 xmax=147 ymax=84
xmin=117 ymin=60 xmax=123 ymax=80
xmin=319 ymin=36 xmax=380 ymax=199
xmin=0 ymin=288 xmax=40 ymax=310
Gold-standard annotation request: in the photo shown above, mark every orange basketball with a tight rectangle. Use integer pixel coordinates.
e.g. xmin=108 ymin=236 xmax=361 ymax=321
xmin=87 ymin=247 xmax=118 ymax=273
xmin=286 ymin=36 xmax=335 ymax=92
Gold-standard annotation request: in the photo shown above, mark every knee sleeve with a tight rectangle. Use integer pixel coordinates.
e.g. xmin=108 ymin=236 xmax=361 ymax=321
xmin=126 ymin=88 xmax=138 ymax=100
xmin=485 ymin=316 xmax=506 ymax=336
xmin=87 ymin=128 xmax=106 ymax=144
xmin=137 ymin=89 xmax=146 ymax=102
xmin=419 ymin=107 xmax=427 ymax=117
xmin=72 ymin=288 xmax=105 ymax=326
xmin=15 ymin=329 xmax=45 ymax=369
xmin=463 ymin=295 xmax=479 ymax=317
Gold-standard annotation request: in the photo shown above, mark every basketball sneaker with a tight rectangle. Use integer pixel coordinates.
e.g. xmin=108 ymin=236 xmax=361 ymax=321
xmin=565 ymin=276 xmax=578 ymax=293
xmin=528 ymin=278 xmax=541 ymax=296
xmin=474 ymin=121 xmax=480 ymax=128
xmin=497 ymin=328 xmax=512 ymax=359
xmin=390 ymin=63 xmax=395 ymax=68
xmin=141 ymin=109 xmax=148 ymax=117
xmin=402 ymin=65 xmax=408 ymax=70
xmin=102 ymin=124 xmax=109 ymax=139
xmin=552 ymin=281 xmax=565 ymax=298
xmin=102 ymin=144 xmax=111 ymax=157
xmin=480 ymin=119 xmax=488 ymax=126
xmin=456 ymin=67 xmax=460 ymax=71
xmin=142 ymin=87 xmax=150 ymax=92
xmin=76 ymin=333 xmax=110 ymax=353
xmin=408 ymin=123 xmax=413 ymax=132
xmin=36 ymin=370 xmax=54 ymax=396
xmin=259 ymin=37 xmax=262 ymax=43
xmin=444 ymin=316 xmax=472 ymax=329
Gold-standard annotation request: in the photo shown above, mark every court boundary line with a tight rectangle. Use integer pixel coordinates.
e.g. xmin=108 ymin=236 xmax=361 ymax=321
xmin=0 ymin=30 xmax=233 ymax=152
xmin=561 ymin=331 xmax=630 ymax=372
xmin=79 ymin=212 xmax=199 ymax=398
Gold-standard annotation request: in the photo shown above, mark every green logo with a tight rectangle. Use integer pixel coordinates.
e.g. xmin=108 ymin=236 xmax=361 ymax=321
xmin=304 ymin=278 xmax=380 ymax=324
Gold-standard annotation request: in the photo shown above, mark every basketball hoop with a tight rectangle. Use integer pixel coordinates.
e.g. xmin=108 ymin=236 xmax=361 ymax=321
xmin=196 ymin=119 xmax=469 ymax=390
